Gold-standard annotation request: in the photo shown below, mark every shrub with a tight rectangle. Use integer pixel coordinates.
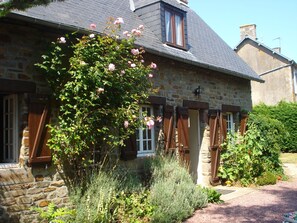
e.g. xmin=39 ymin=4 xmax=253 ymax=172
xmin=74 ymin=171 xmax=118 ymax=223
xmin=253 ymin=102 xmax=297 ymax=152
xmin=72 ymin=168 xmax=151 ymax=223
xmin=200 ymin=187 xmax=223 ymax=204
xmin=33 ymin=202 xmax=76 ymax=223
xmin=256 ymin=172 xmax=277 ymax=186
xmin=219 ymin=115 xmax=284 ymax=186
xmin=149 ymin=156 xmax=207 ymax=223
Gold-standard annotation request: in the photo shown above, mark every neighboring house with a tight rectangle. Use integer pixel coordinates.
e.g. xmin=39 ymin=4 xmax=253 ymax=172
xmin=236 ymin=24 xmax=297 ymax=106
xmin=0 ymin=0 xmax=262 ymax=221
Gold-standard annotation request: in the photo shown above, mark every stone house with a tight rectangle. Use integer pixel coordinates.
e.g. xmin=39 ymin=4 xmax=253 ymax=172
xmin=236 ymin=24 xmax=297 ymax=106
xmin=0 ymin=0 xmax=262 ymax=222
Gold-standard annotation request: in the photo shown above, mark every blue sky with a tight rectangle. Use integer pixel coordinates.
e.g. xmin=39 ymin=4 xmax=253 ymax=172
xmin=189 ymin=1 xmax=297 ymax=61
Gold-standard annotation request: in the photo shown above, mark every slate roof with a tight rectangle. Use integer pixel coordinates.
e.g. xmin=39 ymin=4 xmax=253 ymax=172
xmin=9 ymin=0 xmax=263 ymax=82
xmin=235 ymin=37 xmax=296 ymax=66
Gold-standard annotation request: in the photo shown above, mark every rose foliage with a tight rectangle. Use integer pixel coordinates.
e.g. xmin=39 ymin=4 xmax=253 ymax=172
xmin=36 ymin=18 xmax=155 ymax=183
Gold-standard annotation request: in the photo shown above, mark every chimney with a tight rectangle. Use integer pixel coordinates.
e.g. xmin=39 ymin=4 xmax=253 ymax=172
xmin=240 ymin=24 xmax=257 ymax=41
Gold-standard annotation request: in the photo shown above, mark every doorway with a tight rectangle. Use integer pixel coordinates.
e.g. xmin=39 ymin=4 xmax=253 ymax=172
xmin=188 ymin=109 xmax=202 ymax=184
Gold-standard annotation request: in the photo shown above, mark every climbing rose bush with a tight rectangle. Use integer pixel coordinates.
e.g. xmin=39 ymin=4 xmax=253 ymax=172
xmin=37 ymin=18 xmax=157 ymax=182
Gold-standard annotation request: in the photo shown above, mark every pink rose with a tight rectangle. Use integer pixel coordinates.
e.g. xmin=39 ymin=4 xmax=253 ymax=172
xmin=146 ymin=119 xmax=155 ymax=129
xmin=138 ymin=25 xmax=144 ymax=30
xmin=124 ymin=120 xmax=129 ymax=128
xmin=131 ymin=48 xmax=139 ymax=55
xmin=123 ymin=31 xmax=129 ymax=36
xmin=108 ymin=63 xmax=115 ymax=71
xmin=150 ymin=62 xmax=157 ymax=69
xmin=114 ymin=17 xmax=124 ymax=25
xmin=90 ymin=23 xmax=96 ymax=30
xmin=134 ymin=30 xmax=141 ymax=36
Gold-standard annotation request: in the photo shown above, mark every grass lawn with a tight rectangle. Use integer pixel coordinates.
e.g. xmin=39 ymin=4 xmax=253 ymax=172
xmin=280 ymin=153 xmax=297 ymax=164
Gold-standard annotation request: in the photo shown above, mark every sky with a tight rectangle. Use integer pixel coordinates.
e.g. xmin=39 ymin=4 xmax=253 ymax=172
xmin=188 ymin=1 xmax=297 ymax=61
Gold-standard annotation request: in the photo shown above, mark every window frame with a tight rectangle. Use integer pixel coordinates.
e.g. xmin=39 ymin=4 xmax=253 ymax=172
xmin=136 ymin=105 xmax=155 ymax=157
xmin=2 ymin=94 xmax=19 ymax=163
xmin=163 ymin=5 xmax=186 ymax=49
xmin=226 ymin=112 xmax=235 ymax=133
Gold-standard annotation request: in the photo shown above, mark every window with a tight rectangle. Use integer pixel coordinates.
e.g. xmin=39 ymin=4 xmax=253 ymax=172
xmin=293 ymin=70 xmax=297 ymax=94
xmin=226 ymin=112 xmax=235 ymax=133
xmin=136 ymin=105 xmax=155 ymax=156
xmin=2 ymin=94 xmax=19 ymax=163
xmin=164 ymin=7 xmax=185 ymax=48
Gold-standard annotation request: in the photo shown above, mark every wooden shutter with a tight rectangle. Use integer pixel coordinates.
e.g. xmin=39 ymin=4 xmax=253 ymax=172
xmin=176 ymin=107 xmax=190 ymax=165
xmin=240 ymin=112 xmax=248 ymax=135
xmin=164 ymin=105 xmax=175 ymax=153
xmin=28 ymin=95 xmax=51 ymax=165
xmin=209 ymin=110 xmax=220 ymax=185
xmin=220 ymin=112 xmax=227 ymax=143
xmin=120 ymin=133 xmax=137 ymax=161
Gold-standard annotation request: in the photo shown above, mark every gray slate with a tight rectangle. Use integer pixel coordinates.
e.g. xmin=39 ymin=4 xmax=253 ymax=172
xmin=9 ymin=0 xmax=262 ymax=82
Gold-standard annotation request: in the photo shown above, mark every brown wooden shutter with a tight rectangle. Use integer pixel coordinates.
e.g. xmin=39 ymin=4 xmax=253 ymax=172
xmin=163 ymin=105 xmax=175 ymax=153
xmin=209 ymin=110 xmax=220 ymax=185
xmin=120 ymin=133 xmax=137 ymax=161
xmin=28 ymin=95 xmax=51 ymax=165
xmin=176 ymin=107 xmax=190 ymax=165
xmin=240 ymin=112 xmax=248 ymax=135
xmin=220 ymin=112 xmax=227 ymax=143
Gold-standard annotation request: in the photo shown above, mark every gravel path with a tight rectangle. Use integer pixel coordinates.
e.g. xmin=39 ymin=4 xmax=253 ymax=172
xmin=186 ymin=165 xmax=297 ymax=223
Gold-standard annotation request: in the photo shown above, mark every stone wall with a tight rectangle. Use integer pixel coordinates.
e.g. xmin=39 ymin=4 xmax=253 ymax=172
xmin=0 ymin=166 xmax=68 ymax=223
xmin=150 ymin=55 xmax=252 ymax=110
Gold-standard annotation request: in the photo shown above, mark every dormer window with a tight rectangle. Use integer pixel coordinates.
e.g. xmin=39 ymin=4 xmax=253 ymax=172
xmin=163 ymin=6 xmax=186 ymax=49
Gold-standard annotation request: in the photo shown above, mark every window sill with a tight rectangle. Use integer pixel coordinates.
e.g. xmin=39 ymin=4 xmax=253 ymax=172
xmin=165 ymin=42 xmax=188 ymax=51
xmin=0 ymin=163 xmax=20 ymax=169
xmin=137 ymin=152 xmax=155 ymax=158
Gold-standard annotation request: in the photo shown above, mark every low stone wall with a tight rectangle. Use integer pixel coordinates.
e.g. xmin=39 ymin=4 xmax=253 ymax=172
xmin=0 ymin=166 xmax=69 ymax=223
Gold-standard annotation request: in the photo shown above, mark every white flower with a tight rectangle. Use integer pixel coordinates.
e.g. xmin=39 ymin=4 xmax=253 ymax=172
xmin=89 ymin=33 xmax=95 ymax=38
xmin=96 ymin=88 xmax=104 ymax=94
xmin=58 ymin=37 xmax=66 ymax=43
xmin=108 ymin=63 xmax=115 ymax=71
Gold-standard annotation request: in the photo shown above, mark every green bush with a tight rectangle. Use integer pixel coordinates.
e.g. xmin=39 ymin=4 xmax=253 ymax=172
xmin=200 ymin=187 xmax=223 ymax=204
xmin=219 ymin=114 xmax=284 ymax=186
xmin=72 ymin=168 xmax=150 ymax=223
xmin=149 ymin=156 xmax=207 ymax=223
xmin=33 ymin=202 xmax=76 ymax=223
xmin=73 ymin=171 xmax=118 ymax=223
xmin=253 ymin=102 xmax=297 ymax=152
xmin=256 ymin=171 xmax=277 ymax=186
